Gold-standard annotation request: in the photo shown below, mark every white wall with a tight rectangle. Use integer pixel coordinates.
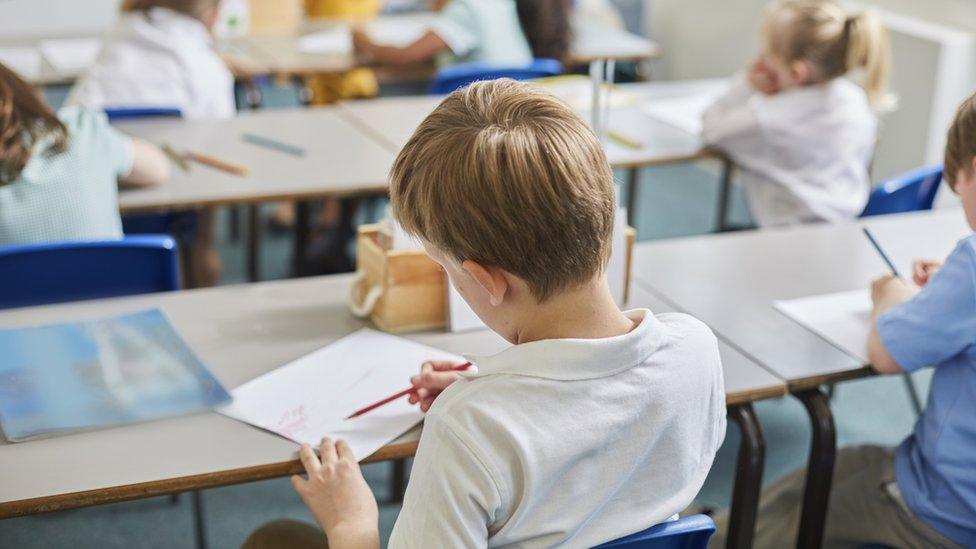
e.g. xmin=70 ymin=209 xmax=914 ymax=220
xmin=0 ymin=0 xmax=121 ymax=38
xmin=646 ymin=0 xmax=976 ymax=185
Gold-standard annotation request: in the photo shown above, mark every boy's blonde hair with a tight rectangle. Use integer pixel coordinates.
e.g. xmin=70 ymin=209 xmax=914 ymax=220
xmin=944 ymin=92 xmax=976 ymax=189
xmin=389 ymin=79 xmax=616 ymax=302
xmin=765 ymin=0 xmax=893 ymax=109
xmin=121 ymin=0 xmax=220 ymax=22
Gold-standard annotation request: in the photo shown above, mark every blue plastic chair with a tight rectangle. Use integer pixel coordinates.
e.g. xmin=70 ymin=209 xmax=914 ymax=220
xmin=860 ymin=165 xmax=943 ymax=217
xmin=594 ymin=515 xmax=716 ymax=549
xmin=102 ymin=106 xmax=182 ymax=121
xmin=429 ymin=58 xmax=563 ymax=94
xmin=0 ymin=235 xmax=180 ymax=309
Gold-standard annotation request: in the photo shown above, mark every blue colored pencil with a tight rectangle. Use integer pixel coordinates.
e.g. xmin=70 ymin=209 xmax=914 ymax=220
xmin=862 ymin=227 xmax=902 ymax=277
xmin=242 ymin=133 xmax=305 ymax=157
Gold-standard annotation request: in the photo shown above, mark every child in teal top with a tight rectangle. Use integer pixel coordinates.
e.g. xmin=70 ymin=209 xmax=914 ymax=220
xmin=0 ymin=63 xmax=169 ymax=246
xmin=352 ymin=0 xmax=571 ymax=68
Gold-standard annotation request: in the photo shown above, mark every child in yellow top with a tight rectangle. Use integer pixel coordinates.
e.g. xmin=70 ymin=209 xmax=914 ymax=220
xmin=303 ymin=0 xmax=381 ymax=104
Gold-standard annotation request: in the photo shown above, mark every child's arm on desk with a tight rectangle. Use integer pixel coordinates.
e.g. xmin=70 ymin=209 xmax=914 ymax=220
xmin=868 ymin=275 xmax=918 ymax=374
xmin=120 ymin=138 xmax=170 ymax=187
xmin=353 ymin=29 xmax=448 ymax=66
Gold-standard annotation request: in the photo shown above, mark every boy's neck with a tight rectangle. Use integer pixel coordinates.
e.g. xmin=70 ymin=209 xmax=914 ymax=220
xmin=512 ymin=279 xmax=637 ymax=345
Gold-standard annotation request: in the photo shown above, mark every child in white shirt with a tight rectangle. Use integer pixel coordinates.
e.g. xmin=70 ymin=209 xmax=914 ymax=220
xmin=67 ymin=0 xmax=235 ymax=287
xmin=244 ymin=80 xmax=726 ymax=548
xmin=68 ymin=0 xmax=235 ymax=118
xmin=702 ymin=0 xmax=892 ymax=227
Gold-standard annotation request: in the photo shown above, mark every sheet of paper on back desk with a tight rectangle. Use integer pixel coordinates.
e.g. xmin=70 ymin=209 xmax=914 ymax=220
xmin=639 ymin=90 xmax=725 ymax=136
xmin=219 ymin=329 xmax=464 ymax=460
xmin=774 ymin=289 xmax=872 ymax=364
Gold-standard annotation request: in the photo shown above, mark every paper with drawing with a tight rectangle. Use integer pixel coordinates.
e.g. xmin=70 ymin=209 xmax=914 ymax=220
xmin=774 ymin=289 xmax=872 ymax=364
xmin=219 ymin=329 xmax=464 ymax=459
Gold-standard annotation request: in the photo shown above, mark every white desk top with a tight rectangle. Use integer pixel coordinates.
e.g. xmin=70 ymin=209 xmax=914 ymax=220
xmin=632 ymin=209 xmax=970 ymax=390
xmin=114 ymin=106 xmax=394 ymax=212
xmin=112 ymin=80 xmax=720 ymax=212
xmin=338 ymin=79 xmax=721 ymax=169
xmin=0 ymin=275 xmax=781 ymax=516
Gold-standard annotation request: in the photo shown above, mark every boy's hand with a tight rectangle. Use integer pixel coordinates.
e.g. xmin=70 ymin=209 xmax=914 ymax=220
xmin=291 ymin=438 xmax=379 ymax=547
xmin=407 ymin=361 xmax=465 ymax=412
xmin=747 ymin=58 xmax=780 ymax=95
xmin=352 ymin=28 xmax=375 ymax=57
xmin=871 ymin=275 xmax=918 ymax=312
xmin=912 ymin=259 xmax=942 ymax=287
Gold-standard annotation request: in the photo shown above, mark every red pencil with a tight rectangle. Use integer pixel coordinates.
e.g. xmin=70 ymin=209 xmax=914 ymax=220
xmin=345 ymin=362 xmax=472 ymax=419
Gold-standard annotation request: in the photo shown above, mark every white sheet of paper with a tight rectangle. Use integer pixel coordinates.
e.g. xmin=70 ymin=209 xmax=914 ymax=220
xmin=447 ymin=207 xmax=629 ymax=332
xmin=298 ymin=27 xmax=352 ymax=55
xmin=366 ymin=16 xmax=429 ymax=47
xmin=640 ymin=92 xmax=722 ymax=136
xmin=774 ymin=289 xmax=872 ymax=364
xmin=39 ymin=38 xmax=102 ymax=77
xmin=219 ymin=329 xmax=464 ymax=460
xmin=0 ymin=47 xmax=42 ymax=80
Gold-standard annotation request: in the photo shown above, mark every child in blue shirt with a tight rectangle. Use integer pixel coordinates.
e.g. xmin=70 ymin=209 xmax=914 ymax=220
xmin=867 ymin=92 xmax=976 ymax=547
xmin=710 ymin=90 xmax=976 ymax=549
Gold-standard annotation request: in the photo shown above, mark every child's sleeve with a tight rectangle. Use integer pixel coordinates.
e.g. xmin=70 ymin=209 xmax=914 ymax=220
xmin=701 ymin=74 xmax=762 ymax=150
xmin=429 ymin=0 xmax=479 ymax=57
xmin=388 ymin=416 xmax=502 ymax=548
xmin=75 ymin=107 xmax=135 ymax=178
xmin=877 ymin=240 xmax=976 ymax=372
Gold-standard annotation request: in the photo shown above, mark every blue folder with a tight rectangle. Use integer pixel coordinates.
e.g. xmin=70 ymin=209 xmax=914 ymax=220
xmin=0 ymin=309 xmax=231 ymax=441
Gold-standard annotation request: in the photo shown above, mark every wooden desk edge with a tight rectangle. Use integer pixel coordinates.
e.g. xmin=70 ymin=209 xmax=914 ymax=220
xmin=785 ymin=366 xmax=875 ymax=393
xmin=0 ymin=439 xmax=419 ymax=520
xmin=0 ymin=378 xmax=784 ymax=520
xmin=725 ymin=384 xmax=788 ymax=407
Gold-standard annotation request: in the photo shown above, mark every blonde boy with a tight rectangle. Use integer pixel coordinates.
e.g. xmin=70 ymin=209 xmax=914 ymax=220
xmin=246 ymin=79 xmax=726 ymax=548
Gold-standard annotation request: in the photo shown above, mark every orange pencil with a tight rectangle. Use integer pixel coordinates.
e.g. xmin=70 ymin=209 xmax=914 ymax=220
xmin=186 ymin=150 xmax=250 ymax=176
xmin=345 ymin=362 xmax=472 ymax=419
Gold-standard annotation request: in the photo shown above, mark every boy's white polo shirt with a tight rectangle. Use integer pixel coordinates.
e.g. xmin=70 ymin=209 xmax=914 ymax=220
xmin=389 ymin=309 xmax=727 ymax=548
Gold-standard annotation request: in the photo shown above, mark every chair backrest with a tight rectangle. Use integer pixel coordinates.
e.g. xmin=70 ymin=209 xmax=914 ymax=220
xmin=0 ymin=235 xmax=180 ymax=309
xmin=103 ymin=107 xmax=182 ymax=122
xmin=593 ymin=515 xmax=716 ymax=549
xmin=429 ymin=58 xmax=563 ymax=95
xmin=860 ymin=165 xmax=943 ymax=217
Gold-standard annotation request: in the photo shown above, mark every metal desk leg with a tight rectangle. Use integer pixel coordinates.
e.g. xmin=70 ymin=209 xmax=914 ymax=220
xmin=192 ymin=490 xmax=208 ymax=549
xmin=727 ymin=403 xmax=765 ymax=549
xmin=246 ymin=204 xmax=260 ymax=282
xmin=716 ymin=157 xmax=734 ymax=233
xmin=625 ymin=167 xmax=640 ymax=228
xmin=794 ymin=389 xmax=836 ymax=549
xmin=391 ymin=459 xmax=408 ymax=504
xmin=292 ymin=202 xmax=311 ymax=277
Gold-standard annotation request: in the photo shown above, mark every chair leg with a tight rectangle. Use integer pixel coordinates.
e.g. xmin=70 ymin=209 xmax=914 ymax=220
xmin=902 ymin=373 xmax=923 ymax=416
xmin=192 ymin=491 xmax=208 ymax=549
xmin=390 ymin=459 xmax=408 ymax=504
xmin=625 ymin=167 xmax=640 ymax=228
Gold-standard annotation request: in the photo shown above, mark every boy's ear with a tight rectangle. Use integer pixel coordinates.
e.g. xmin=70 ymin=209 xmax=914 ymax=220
xmin=461 ymin=260 xmax=509 ymax=306
xmin=789 ymin=60 xmax=814 ymax=86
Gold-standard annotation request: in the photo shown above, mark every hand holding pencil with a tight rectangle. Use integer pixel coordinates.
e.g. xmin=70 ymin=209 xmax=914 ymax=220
xmin=408 ymin=361 xmax=472 ymax=413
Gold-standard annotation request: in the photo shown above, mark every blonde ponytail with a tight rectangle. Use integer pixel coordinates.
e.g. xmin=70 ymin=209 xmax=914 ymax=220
xmin=764 ymin=1 xmax=894 ymax=110
xmin=845 ymin=10 xmax=894 ymax=109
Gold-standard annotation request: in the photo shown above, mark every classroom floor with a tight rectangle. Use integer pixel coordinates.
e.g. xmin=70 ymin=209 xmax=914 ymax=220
xmin=1 ymin=86 xmax=932 ymax=548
